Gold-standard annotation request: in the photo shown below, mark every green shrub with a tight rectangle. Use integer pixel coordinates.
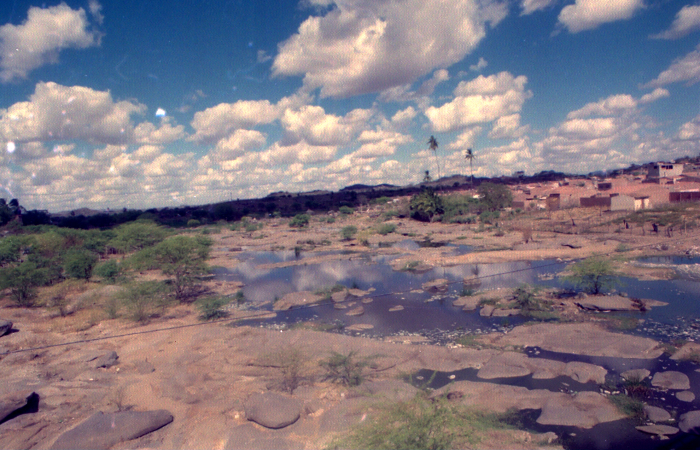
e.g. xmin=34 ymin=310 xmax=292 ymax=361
xmin=563 ymin=258 xmax=620 ymax=295
xmin=117 ymin=281 xmax=169 ymax=322
xmin=0 ymin=236 xmax=22 ymax=266
xmin=153 ymin=235 xmax=212 ymax=301
xmin=319 ymin=350 xmax=368 ymax=387
xmin=289 ymin=214 xmax=310 ymax=228
xmin=409 ymin=189 xmax=444 ymax=222
xmin=187 ymin=219 xmax=201 ymax=228
xmin=63 ymin=249 xmax=99 ymax=280
xmin=477 ymin=182 xmax=513 ymax=211
xmin=479 ymin=210 xmax=500 ymax=224
xmin=196 ymin=296 xmax=230 ymax=320
xmin=94 ymin=260 xmax=121 ymax=283
xmin=109 ymin=221 xmax=168 ymax=253
xmin=339 ymin=206 xmax=355 ymax=215
xmin=370 ymin=196 xmax=391 ymax=205
xmin=0 ymin=261 xmax=48 ymax=306
xmin=376 ymin=223 xmax=396 ymax=235
xmin=340 ymin=225 xmax=358 ymax=240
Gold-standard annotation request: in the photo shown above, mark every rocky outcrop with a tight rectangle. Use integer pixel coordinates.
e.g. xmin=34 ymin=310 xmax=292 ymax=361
xmin=0 ymin=391 xmax=39 ymax=425
xmin=452 ymin=296 xmax=479 ymax=311
xmin=475 ymin=352 xmax=606 ymax=384
xmin=388 ymin=305 xmax=404 ymax=312
xmin=0 ymin=319 xmax=12 ymax=337
xmin=576 ymin=295 xmax=666 ymax=311
xmin=345 ymin=306 xmax=364 ymax=316
xmin=245 ymin=393 xmax=302 ymax=429
xmin=651 ymin=371 xmax=690 ymax=390
xmin=676 ymin=391 xmax=695 ymax=402
xmin=49 ymin=410 xmax=174 ymax=450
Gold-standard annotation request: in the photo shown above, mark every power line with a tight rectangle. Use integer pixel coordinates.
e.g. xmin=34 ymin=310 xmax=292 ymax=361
xmin=2 ymin=231 xmax=698 ymax=357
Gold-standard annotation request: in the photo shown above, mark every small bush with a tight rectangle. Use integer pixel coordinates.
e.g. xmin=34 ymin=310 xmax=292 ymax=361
xmin=289 ymin=214 xmax=310 ymax=228
xmin=187 ymin=219 xmax=201 ymax=228
xmin=118 ymin=281 xmax=168 ymax=323
xmin=339 ymin=206 xmax=355 ymax=215
xmin=319 ymin=350 xmax=368 ymax=387
xmin=376 ymin=223 xmax=396 ymax=235
xmin=63 ymin=249 xmax=99 ymax=280
xmin=340 ymin=225 xmax=358 ymax=240
xmin=94 ymin=259 xmax=121 ymax=283
xmin=410 ymin=189 xmax=444 ymax=222
xmin=196 ymin=296 xmax=230 ymax=320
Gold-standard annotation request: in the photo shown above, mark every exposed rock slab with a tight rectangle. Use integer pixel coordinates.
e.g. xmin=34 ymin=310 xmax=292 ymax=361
xmin=670 ymin=342 xmax=700 ymax=360
xmin=49 ymin=410 xmax=173 ymax=450
xmin=345 ymin=306 xmax=364 ymax=316
xmin=476 ymin=352 xmax=606 ymax=384
xmin=86 ymin=351 xmax=119 ymax=369
xmin=679 ymin=410 xmax=700 ymax=434
xmin=0 ymin=319 xmax=12 ymax=337
xmin=676 ymin=391 xmax=695 ymax=402
xmin=347 ymin=288 xmax=370 ymax=298
xmin=636 ymin=425 xmax=679 ymax=436
xmin=576 ymin=295 xmax=666 ymax=311
xmin=644 ymin=405 xmax=672 ymax=422
xmin=651 ymin=371 xmax=690 ymax=390
xmin=273 ymin=291 xmax=324 ymax=311
xmin=388 ymin=305 xmax=404 ymax=312
xmin=345 ymin=324 xmax=373 ymax=331
xmin=480 ymin=305 xmax=495 ymax=317
xmin=245 ymin=393 xmax=302 ymax=429
xmin=331 ymin=290 xmax=348 ymax=303
xmin=536 ymin=392 xmax=623 ymax=428
xmin=353 ymin=380 xmax=419 ymax=403
xmin=482 ymin=323 xmax=664 ymax=359
xmin=491 ymin=308 xmax=520 ymax=317
xmin=453 ymin=296 xmax=480 ymax=310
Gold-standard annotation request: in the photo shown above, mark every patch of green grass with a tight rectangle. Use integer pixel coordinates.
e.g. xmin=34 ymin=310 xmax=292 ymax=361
xmin=327 ymin=394 xmax=519 ymax=450
xmin=609 ymin=394 xmax=645 ymax=420
xmin=196 ymin=296 xmax=230 ymax=321
xmin=478 ymin=296 xmax=499 ymax=306
xmin=319 ymin=350 xmax=369 ymax=387
xmin=376 ymin=223 xmax=397 ymax=235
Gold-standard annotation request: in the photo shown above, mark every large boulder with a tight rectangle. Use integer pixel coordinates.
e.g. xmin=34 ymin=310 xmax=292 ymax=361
xmin=49 ymin=410 xmax=174 ymax=450
xmin=651 ymin=371 xmax=690 ymax=390
xmin=621 ymin=369 xmax=650 ymax=381
xmin=644 ymin=405 xmax=672 ymax=422
xmin=676 ymin=391 xmax=695 ymax=402
xmin=345 ymin=306 xmax=364 ymax=317
xmin=87 ymin=351 xmax=119 ymax=369
xmin=679 ymin=411 xmax=700 ymax=434
xmin=453 ymin=296 xmax=480 ymax=311
xmin=0 ymin=319 xmax=12 ymax=337
xmin=273 ymin=291 xmax=324 ymax=311
xmin=245 ymin=393 xmax=302 ymax=429
xmin=0 ymin=391 xmax=39 ymax=424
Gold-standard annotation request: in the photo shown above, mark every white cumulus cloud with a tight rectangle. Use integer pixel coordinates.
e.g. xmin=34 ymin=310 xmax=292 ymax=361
xmin=272 ymin=0 xmax=508 ymax=98
xmin=520 ymin=0 xmax=558 ymax=16
xmin=425 ymin=72 xmax=531 ymax=132
xmin=644 ymin=44 xmax=700 ymax=88
xmin=557 ymin=0 xmax=644 ymax=33
xmin=651 ymin=5 xmax=700 ymax=40
xmin=0 ymin=3 xmax=102 ymax=82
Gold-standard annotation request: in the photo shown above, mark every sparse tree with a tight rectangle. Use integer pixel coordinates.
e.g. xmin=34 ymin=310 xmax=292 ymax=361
xmin=465 ymin=148 xmax=475 ymax=185
xmin=153 ymin=235 xmax=212 ymax=301
xmin=564 ymin=258 xmax=619 ymax=295
xmin=423 ymin=170 xmax=432 ymax=182
xmin=428 ymin=136 xmax=440 ymax=180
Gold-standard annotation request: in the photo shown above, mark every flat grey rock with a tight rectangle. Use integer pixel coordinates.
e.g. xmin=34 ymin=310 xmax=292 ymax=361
xmin=49 ymin=410 xmax=173 ymax=450
xmin=0 ymin=319 xmax=12 ymax=337
xmin=679 ymin=410 xmax=700 ymax=434
xmin=453 ymin=296 xmax=479 ymax=310
xmin=331 ymin=290 xmax=348 ymax=303
xmin=676 ymin=391 xmax=695 ymax=402
xmin=636 ymin=425 xmax=679 ymax=436
xmin=644 ymin=405 xmax=672 ymax=422
xmin=651 ymin=371 xmax=690 ymax=390
xmin=491 ymin=308 xmax=520 ymax=317
xmin=421 ymin=279 xmax=449 ymax=293
xmin=536 ymin=392 xmax=621 ymax=428
xmin=388 ymin=305 xmax=404 ymax=312
xmin=245 ymin=393 xmax=301 ymax=429
xmin=345 ymin=306 xmax=364 ymax=316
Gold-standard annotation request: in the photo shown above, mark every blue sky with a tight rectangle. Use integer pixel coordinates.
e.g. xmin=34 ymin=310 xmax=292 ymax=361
xmin=1 ymin=0 xmax=700 ymax=211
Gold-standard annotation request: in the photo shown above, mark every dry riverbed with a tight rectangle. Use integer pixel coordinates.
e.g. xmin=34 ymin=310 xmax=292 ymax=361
xmin=2 ymin=208 xmax=700 ymax=449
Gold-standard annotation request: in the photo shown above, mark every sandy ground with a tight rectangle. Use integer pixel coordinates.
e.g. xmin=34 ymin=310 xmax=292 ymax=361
xmin=2 ymin=204 xmax=700 ymax=449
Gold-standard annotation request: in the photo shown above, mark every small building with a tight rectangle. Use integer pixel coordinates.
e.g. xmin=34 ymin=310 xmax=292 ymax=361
xmin=580 ymin=193 xmax=644 ymax=211
xmin=634 ymin=196 xmax=651 ymax=210
xmin=610 ymin=194 xmax=635 ymax=211
xmin=546 ymin=193 xmax=560 ymax=211
xmin=597 ymin=182 xmax=613 ymax=191
xmin=648 ymin=163 xmax=683 ymax=179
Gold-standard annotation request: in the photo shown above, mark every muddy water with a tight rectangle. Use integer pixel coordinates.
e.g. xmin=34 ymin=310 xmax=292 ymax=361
xmin=216 ymin=250 xmax=566 ymax=336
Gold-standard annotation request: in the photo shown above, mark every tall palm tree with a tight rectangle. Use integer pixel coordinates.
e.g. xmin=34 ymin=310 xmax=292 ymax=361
xmin=465 ymin=148 xmax=475 ymax=185
xmin=428 ymin=135 xmax=440 ymax=180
